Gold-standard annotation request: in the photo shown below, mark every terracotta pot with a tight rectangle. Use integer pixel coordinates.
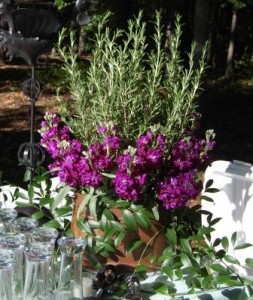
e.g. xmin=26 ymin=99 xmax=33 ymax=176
xmin=71 ymin=193 xmax=168 ymax=270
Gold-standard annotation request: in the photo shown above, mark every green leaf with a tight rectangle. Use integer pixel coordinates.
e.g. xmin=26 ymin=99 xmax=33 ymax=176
xmin=191 ymin=276 xmax=202 ymax=289
xmin=166 ymin=228 xmax=177 ymax=246
xmin=209 ymin=217 xmax=222 ymax=226
xmin=135 ymin=264 xmax=147 ymax=274
xmin=180 ymin=239 xmax=192 ymax=255
xmin=39 ymin=196 xmax=53 ymax=207
xmin=43 ymin=220 xmax=61 ymax=229
xmin=100 ymin=216 xmax=112 ymax=234
xmin=161 ymin=266 xmax=173 ymax=280
xmin=103 ymin=226 xmax=116 ymax=241
xmin=215 ymin=275 xmax=240 ymax=286
xmin=55 ymin=207 xmax=72 ymax=217
xmin=102 ymin=209 xmax=114 ymax=220
xmin=114 ymin=232 xmax=125 ymax=247
xmin=205 ymin=188 xmax=220 ymax=193
xmin=224 ymin=255 xmax=240 ymax=265
xmin=221 ymin=236 xmax=229 ymax=251
xmin=175 ymin=269 xmax=183 ymax=280
xmin=126 ymin=240 xmax=143 ymax=253
xmin=180 ymin=252 xmax=192 ymax=267
xmin=153 ymin=283 xmax=168 ymax=294
xmin=16 ymin=192 xmax=29 ymax=200
xmin=198 ymin=227 xmax=214 ymax=236
xmin=231 ymin=232 xmax=237 ymax=247
xmin=32 ymin=211 xmax=45 ymax=220
xmin=210 ymin=263 xmax=228 ymax=274
xmin=101 ymin=241 xmax=115 ymax=253
xmin=135 ymin=211 xmax=149 ymax=228
xmin=245 ymin=258 xmax=253 ymax=268
xmin=89 ymin=195 xmax=98 ymax=219
xmin=234 ymin=243 xmax=253 ymax=250
xmin=88 ymin=219 xmax=99 ymax=229
xmin=216 ymin=249 xmax=226 ymax=259
xmin=28 ymin=185 xmax=34 ymax=202
xmin=199 ymin=209 xmax=213 ymax=216
xmin=153 ymin=282 xmax=176 ymax=295
xmin=213 ymin=238 xmax=221 ymax=247
xmin=52 ymin=185 xmax=72 ymax=209
xmin=152 ymin=206 xmax=159 ymax=220
xmin=202 ymin=275 xmax=213 ymax=290
xmin=23 ymin=170 xmax=31 ymax=182
xmin=205 ymin=179 xmax=214 ymax=190
xmin=98 ymin=250 xmax=110 ymax=258
xmin=77 ymin=220 xmax=92 ymax=235
xmin=110 ymin=221 xmax=125 ymax=232
xmin=115 ymin=200 xmax=131 ymax=209
xmin=201 ymin=195 xmax=214 ymax=202
xmin=123 ymin=210 xmax=137 ymax=232
xmin=15 ymin=201 xmax=33 ymax=208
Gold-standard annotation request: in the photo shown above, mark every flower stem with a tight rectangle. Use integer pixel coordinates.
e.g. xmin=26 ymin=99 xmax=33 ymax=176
xmin=133 ymin=226 xmax=164 ymax=275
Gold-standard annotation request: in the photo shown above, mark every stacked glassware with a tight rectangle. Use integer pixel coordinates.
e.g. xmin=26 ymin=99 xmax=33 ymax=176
xmin=0 ymin=208 xmax=86 ymax=300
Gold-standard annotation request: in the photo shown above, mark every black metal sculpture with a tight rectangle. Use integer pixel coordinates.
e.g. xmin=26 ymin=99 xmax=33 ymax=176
xmin=0 ymin=0 xmax=91 ymax=184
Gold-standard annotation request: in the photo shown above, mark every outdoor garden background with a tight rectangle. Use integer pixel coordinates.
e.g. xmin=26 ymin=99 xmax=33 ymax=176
xmin=1 ymin=0 xmax=253 ymax=187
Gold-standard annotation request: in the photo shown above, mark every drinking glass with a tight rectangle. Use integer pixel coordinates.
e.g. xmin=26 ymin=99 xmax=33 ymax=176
xmin=31 ymin=227 xmax=59 ymax=290
xmin=55 ymin=237 xmax=86 ymax=300
xmin=13 ymin=217 xmax=38 ymax=245
xmin=0 ymin=208 xmax=18 ymax=224
xmin=0 ymin=232 xmax=26 ymax=300
xmin=0 ymin=248 xmax=13 ymax=300
xmin=31 ymin=227 xmax=58 ymax=247
xmin=0 ymin=208 xmax=19 ymax=234
xmin=23 ymin=241 xmax=54 ymax=300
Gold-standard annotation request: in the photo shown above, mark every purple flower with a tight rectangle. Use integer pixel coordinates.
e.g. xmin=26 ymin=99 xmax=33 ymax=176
xmin=116 ymin=153 xmax=132 ymax=171
xmin=39 ymin=113 xmax=215 ymax=211
xmin=97 ymin=125 xmax=107 ymax=134
xmin=113 ymin=171 xmax=144 ymax=201
xmin=80 ymin=170 xmax=103 ymax=188
xmin=156 ymin=171 xmax=201 ymax=210
xmin=103 ymin=136 xmax=120 ymax=150
xmin=146 ymin=148 xmax=163 ymax=168
xmin=136 ymin=131 xmax=153 ymax=148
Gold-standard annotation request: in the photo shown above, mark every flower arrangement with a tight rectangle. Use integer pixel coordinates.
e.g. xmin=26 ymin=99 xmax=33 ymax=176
xmin=38 ymin=11 xmax=217 ymax=267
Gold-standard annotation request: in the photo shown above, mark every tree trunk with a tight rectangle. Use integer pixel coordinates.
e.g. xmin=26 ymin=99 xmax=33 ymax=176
xmin=206 ymin=1 xmax=219 ymax=69
xmin=225 ymin=10 xmax=237 ymax=78
xmin=193 ymin=0 xmax=211 ymax=68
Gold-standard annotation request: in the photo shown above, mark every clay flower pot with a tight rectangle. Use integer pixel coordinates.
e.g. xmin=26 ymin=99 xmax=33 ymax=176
xmin=71 ymin=193 xmax=168 ymax=270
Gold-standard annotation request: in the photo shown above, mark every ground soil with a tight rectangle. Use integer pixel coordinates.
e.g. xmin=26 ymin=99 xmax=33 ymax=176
xmin=1 ymin=57 xmax=253 ymax=187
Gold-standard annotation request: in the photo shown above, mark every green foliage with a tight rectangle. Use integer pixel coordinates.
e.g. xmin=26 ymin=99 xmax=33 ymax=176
xmin=148 ymin=181 xmax=253 ymax=297
xmin=57 ymin=11 xmax=207 ymax=149
xmin=53 ymin=0 xmax=68 ymax=9
xmin=11 ymin=169 xmax=74 ymax=234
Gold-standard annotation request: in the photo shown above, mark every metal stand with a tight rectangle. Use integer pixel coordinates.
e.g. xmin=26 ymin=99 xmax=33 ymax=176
xmin=17 ymin=65 xmax=45 ymax=185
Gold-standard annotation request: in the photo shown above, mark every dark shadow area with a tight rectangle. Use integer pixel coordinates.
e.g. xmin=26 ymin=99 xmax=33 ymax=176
xmin=0 ymin=131 xmax=29 ymax=186
xmin=198 ymin=82 xmax=253 ymax=165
